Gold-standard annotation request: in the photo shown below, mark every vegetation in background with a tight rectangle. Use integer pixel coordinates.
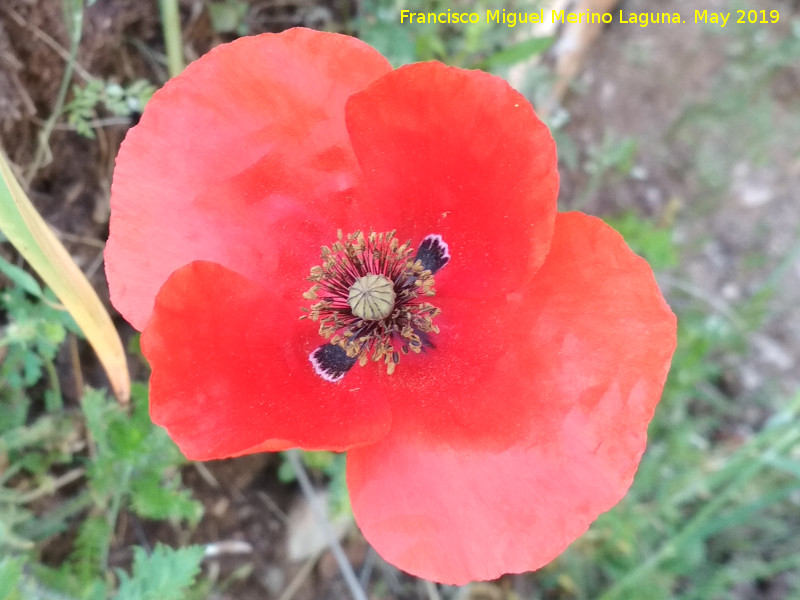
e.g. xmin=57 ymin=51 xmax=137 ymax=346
xmin=0 ymin=375 xmax=204 ymax=599
xmin=354 ymin=0 xmax=552 ymax=69
xmin=65 ymin=79 xmax=156 ymax=139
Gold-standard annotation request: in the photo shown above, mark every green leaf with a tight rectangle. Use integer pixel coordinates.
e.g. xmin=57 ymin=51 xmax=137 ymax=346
xmin=130 ymin=474 xmax=202 ymax=524
xmin=81 ymin=387 xmax=201 ymax=522
xmin=207 ymin=0 xmax=249 ymax=34
xmin=113 ymin=544 xmax=204 ymax=600
xmin=70 ymin=515 xmax=110 ymax=584
xmin=604 ymin=211 xmax=679 ymax=271
xmin=0 ymin=556 xmax=23 ymax=600
xmin=0 ymin=151 xmax=129 ymax=402
xmin=0 ymin=503 xmax=35 ymax=552
xmin=486 ymin=36 xmax=554 ymax=69
xmin=80 ymin=388 xmax=112 ymax=454
xmin=0 ymin=257 xmax=42 ymax=298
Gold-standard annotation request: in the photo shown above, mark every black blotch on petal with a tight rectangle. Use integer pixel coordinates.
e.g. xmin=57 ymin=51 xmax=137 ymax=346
xmin=309 ymin=344 xmax=356 ymax=383
xmin=415 ymin=234 xmax=450 ymax=274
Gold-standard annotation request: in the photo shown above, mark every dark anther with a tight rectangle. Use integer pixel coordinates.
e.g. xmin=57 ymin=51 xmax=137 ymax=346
xmin=415 ymin=234 xmax=450 ymax=274
xmin=309 ymin=344 xmax=356 ymax=383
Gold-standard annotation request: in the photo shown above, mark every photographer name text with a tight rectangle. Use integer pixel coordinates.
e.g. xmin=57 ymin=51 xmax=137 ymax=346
xmin=399 ymin=9 xmax=781 ymax=28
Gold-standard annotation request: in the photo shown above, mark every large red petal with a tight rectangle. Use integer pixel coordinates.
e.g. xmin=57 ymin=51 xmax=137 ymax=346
xmin=142 ymin=261 xmax=391 ymax=461
xmin=345 ymin=62 xmax=558 ymax=297
xmin=347 ymin=213 xmax=677 ymax=583
xmin=326 ymin=63 xmax=558 ymax=449
xmin=106 ymin=29 xmax=391 ymax=331
xmin=363 ymin=288 xmax=554 ymax=451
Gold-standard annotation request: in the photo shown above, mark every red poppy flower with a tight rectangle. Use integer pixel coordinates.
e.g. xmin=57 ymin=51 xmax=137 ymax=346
xmin=105 ymin=28 xmax=676 ymax=584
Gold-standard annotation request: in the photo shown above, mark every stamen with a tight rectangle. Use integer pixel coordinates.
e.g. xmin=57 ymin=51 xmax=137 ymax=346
xmin=309 ymin=344 xmax=356 ymax=383
xmin=416 ymin=234 xmax=450 ymax=274
xmin=302 ymin=231 xmax=448 ymax=380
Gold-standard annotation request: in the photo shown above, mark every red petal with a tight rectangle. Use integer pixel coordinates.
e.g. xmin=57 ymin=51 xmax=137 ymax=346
xmin=368 ymin=290 xmax=551 ymax=451
xmin=142 ymin=261 xmax=391 ymax=460
xmin=106 ymin=29 xmax=391 ymax=330
xmin=347 ymin=213 xmax=677 ymax=583
xmin=345 ymin=62 xmax=558 ymax=297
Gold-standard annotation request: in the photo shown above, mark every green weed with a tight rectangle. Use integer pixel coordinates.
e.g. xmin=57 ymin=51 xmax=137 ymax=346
xmin=65 ymin=79 xmax=156 ymax=139
xmin=0 ymin=376 xmax=204 ymax=598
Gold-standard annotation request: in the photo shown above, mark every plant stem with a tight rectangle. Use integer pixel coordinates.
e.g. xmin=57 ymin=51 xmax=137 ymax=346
xmin=158 ymin=0 xmax=185 ymax=78
xmin=100 ymin=463 xmax=133 ymax=572
xmin=423 ymin=580 xmax=442 ymax=600
xmin=24 ymin=0 xmax=84 ymax=183
xmin=16 ymin=468 xmax=84 ymax=504
xmin=286 ymin=450 xmax=368 ymax=600
xmin=19 ymin=574 xmax=82 ymax=600
xmin=43 ymin=358 xmax=63 ymax=412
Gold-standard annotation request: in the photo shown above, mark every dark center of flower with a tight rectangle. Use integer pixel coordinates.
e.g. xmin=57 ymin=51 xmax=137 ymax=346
xmin=302 ymin=230 xmax=450 ymax=382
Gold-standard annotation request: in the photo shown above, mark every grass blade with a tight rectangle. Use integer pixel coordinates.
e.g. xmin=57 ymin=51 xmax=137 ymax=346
xmin=0 ymin=151 xmax=129 ymax=403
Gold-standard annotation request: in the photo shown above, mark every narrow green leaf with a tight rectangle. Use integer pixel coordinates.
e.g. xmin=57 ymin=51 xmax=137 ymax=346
xmin=0 ymin=151 xmax=129 ymax=402
xmin=0 ymin=257 xmax=42 ymax=298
